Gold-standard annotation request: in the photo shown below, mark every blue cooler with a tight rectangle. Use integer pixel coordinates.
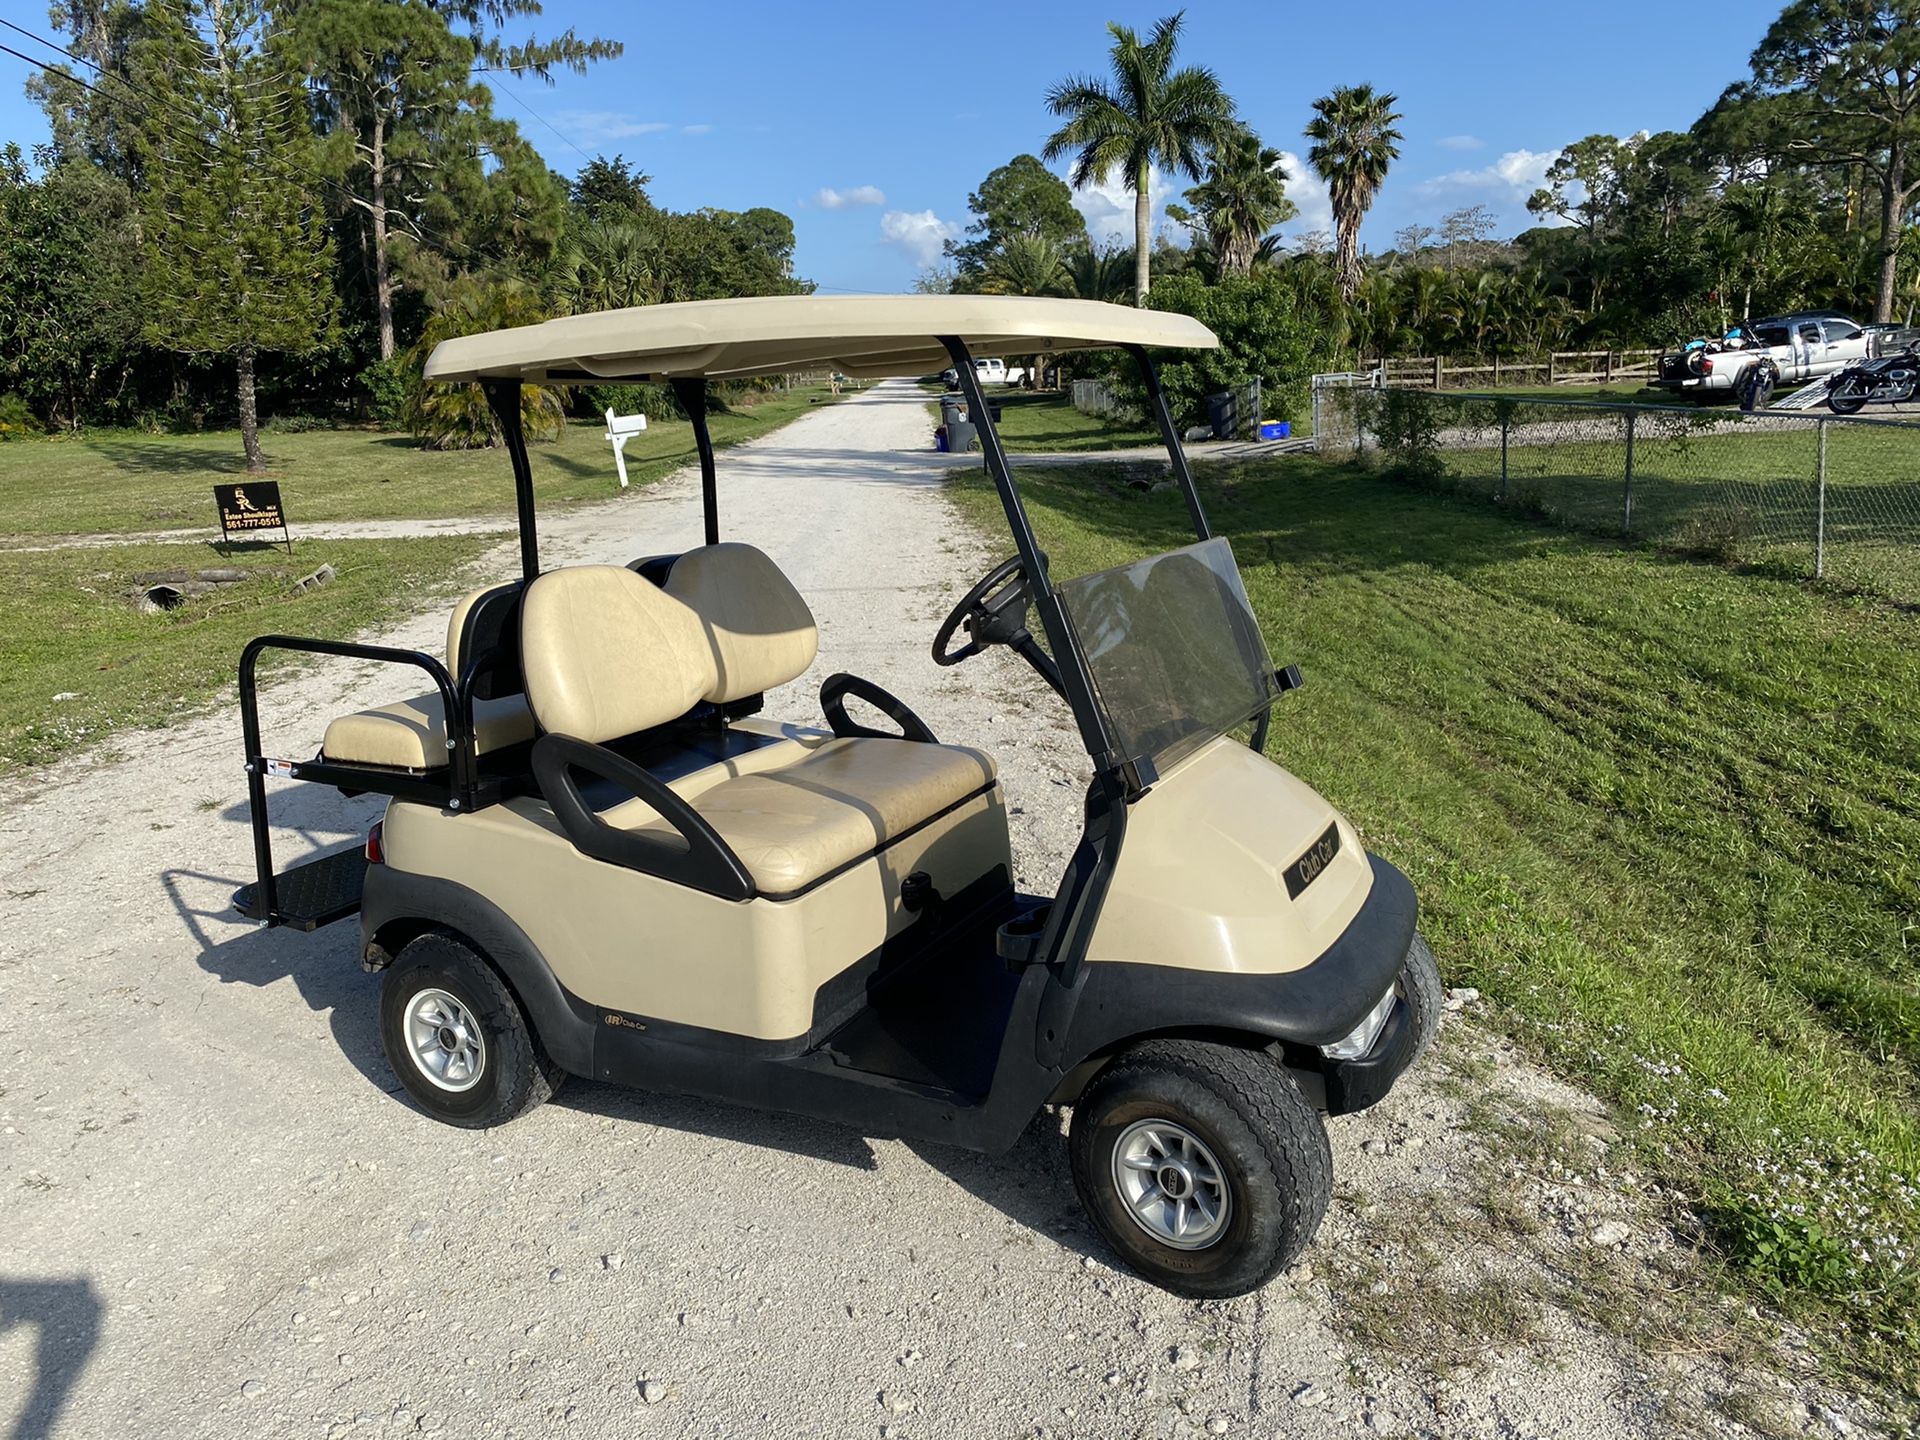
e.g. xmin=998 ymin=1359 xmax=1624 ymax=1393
xmin=1258 ymin=421 xmax=1291 ymax=441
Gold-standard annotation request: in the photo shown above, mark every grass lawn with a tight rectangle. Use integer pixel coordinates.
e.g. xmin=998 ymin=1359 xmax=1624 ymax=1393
xmin=1424 ymin=419 xmax=1920 ymax=603
xmin=950 ymin=457 xmax=1920 ymax=1389
xmin=0 ymin=535 xmax=489 ymax=773
xmin=0 ymin=386 xmax=837 ymax=538
xmin=923 ymin=386 xmax=1162 ymax=454
xmin=1460 ymin=382 xmax=1664 ymax=402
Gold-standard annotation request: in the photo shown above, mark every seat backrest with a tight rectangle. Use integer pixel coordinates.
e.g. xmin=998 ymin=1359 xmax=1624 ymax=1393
xmin=664 ymin=543 xmax=819 ymax=704
xmin=519 ymin=566 xmax=718 ymax=743
xmin=447 ymin=581 xmax=525 ymax=701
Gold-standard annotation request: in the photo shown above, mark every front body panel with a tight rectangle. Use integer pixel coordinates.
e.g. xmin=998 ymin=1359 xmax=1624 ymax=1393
xmin=1086 ymin=736 xmax=1375 ymax=978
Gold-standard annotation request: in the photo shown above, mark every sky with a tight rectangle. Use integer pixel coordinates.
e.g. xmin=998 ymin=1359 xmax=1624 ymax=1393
xmin=0 ymin=1 xmax=1784 ymax=294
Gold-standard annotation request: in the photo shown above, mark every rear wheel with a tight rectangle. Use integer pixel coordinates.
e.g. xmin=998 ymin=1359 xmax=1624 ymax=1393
xmin=380 ymin=932 xmax=563 ymax=1128
xmin=1069 ymin=1039 xmax=1331 ymax=1298
xmin=1827 ymin=378 xmax=1868 ymax=415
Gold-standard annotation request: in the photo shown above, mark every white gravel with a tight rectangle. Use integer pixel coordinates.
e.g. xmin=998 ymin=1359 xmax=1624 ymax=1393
xmin=0 ymin=381 xmax=1885 ymax=1438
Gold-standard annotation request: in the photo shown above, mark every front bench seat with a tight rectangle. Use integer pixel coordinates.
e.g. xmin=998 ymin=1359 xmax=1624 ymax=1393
xmin=622 ymin=737 xmax=996 ymax=896
xmin=521 ymin=564 xmax=996 ymax=896
xmin=320 ymin=581 xmax=536 ymax=771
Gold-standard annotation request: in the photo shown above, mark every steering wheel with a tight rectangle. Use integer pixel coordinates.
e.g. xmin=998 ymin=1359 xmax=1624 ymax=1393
xmin=932 ymin=554 xmax=1032 ymax=667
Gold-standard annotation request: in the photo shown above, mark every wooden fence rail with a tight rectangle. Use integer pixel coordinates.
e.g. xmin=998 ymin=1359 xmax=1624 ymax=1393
xmin=1375 ymin=349 xmax=1661 ymax=390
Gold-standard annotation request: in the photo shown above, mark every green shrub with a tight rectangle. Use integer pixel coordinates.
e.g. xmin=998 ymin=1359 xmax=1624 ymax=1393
xmin=0 ymin=392 xmax=39 ymax=441
xmin=359 ymin=357 xmax=411 ymax=429
xmin=577 ymin=381 xmax=682 ymax=423
xmin=1133 ymin=267 xmax=1344 ymax=429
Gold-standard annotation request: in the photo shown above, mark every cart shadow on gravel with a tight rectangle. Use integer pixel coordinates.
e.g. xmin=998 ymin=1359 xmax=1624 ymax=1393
xmin=547 ymin=1081 xmax=885 ymax=1171
xmin=902 ymin=1125 xmax=1110 ymax=1265
xmin=163 ymin=865 xmax=392 ymax=1092
xmin=161 ymin=783 xmax=394 ymax=1094
xmin=0 ymin=1275 xmax=101 ymax=1440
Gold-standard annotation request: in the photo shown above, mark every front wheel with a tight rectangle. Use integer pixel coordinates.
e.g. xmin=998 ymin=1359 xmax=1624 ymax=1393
xmin=1069 ymin=1039 xmax=1331 ymax=1298
xmin=380 ymin=932 xmax=564 ymax=1128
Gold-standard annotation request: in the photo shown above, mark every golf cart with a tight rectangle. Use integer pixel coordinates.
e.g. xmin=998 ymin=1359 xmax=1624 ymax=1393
xmin=233 ymin=295 xmax=1437 ymax=1297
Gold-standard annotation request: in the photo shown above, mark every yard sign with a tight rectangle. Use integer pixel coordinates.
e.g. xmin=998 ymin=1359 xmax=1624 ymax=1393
xmin=214 ymin=481 xmax=294 ymax=555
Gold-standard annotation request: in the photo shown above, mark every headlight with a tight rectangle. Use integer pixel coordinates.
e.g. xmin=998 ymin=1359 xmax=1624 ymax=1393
xmin=1321 ymin=985 xmax=1397 ymax=1061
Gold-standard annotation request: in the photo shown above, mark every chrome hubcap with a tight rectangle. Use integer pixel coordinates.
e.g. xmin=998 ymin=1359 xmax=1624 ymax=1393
xmin=405 ymin=988 xmax=486 ymax=1093
xmin=1112 ymin=1119 xmax=1230 ymax=1249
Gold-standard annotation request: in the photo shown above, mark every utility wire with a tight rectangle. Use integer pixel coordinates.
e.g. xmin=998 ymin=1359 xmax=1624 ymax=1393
xmin=0 ymin=16 xmax=471 ymax=259
xmin=490 ymin=73 xmax=598 ymax=168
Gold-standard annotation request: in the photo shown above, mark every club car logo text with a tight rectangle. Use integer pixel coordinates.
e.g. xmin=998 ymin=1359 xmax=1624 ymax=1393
xmin=1284 ymin=823 xmax=1342 ymax=899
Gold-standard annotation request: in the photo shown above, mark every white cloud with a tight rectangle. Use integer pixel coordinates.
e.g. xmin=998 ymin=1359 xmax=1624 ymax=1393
xmin=1419 ymin=146 xmax=1560 ymax=201
xmin=1274 ymin=150 xmax=1332 ymax=238
xmin=1067 ymin=162 xmax=1172 ymax=246
xmin=552 ymin=110 xmax=672 ymax=142
xmin=879 ymin=209 xmax=960 ymax=265
xmin=815 ymin=184 xmax=887 ymax=210
xmin=681 ymin=123 xmax=712 ymax=136
xmin=1437 ymin=134 xmax=1484 ymax=151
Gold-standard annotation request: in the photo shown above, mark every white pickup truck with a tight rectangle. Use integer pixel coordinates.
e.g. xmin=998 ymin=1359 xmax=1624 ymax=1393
xmin=1653 ymin=311 xmax=1874 ymax=409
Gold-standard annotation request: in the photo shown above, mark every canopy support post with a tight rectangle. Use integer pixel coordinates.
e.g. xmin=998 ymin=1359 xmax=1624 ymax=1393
xmin=941 ymin=336 xmax=1119 ymax=775
xmin=482 ymin=379 xmax=540 ymax=581
xmin=671 ymin=377 xmax=719 ymax=546
xmin=1126 ymin=344 xmax=1212 ymax=541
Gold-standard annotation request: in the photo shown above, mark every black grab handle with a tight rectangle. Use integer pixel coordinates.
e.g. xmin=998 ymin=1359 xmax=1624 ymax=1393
xmin=819 ymin=673 xmax=937 ymax=745
xmin=532 ymin=733 xmax=756 ymax=901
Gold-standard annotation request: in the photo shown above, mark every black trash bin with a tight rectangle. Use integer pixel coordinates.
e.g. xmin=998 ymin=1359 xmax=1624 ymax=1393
xmin=1205 ymin=391 xmax=1237 ymax=440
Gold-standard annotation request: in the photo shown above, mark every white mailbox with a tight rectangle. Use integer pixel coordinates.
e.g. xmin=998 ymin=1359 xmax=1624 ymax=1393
xmin=604 ymin=407 xmax=648 ymax=487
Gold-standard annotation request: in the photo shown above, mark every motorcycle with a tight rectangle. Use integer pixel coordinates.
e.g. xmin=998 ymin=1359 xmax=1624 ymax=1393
xmin=1828 ymin=347 xmax=1917 ymax=414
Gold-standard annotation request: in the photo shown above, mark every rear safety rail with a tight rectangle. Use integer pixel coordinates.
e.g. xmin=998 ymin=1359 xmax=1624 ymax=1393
xmin=236 ymin=635 xmax=473 ymax=929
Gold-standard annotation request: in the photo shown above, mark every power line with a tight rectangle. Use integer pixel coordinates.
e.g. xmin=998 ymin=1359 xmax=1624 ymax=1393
xmin=490 ymin=73 xmax=598 ymax=168
xmin=0 ymin=16 xmax=470 ymax=259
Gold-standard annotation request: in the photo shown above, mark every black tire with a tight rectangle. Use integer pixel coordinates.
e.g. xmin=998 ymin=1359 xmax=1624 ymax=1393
xmin=1401 ymin=931 xmax=1443 ymax=1069
xmin=380 ymin=932 xmax=563 ymax=1128
xmin=1069 ymin=1039 xmax=1331 ymax=1299
xmin=1827 ymin=379 xmax=1867 ymax=415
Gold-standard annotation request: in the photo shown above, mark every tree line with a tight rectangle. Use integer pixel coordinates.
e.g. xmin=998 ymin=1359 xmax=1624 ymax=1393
xmin=1 ymin=0 xmax=1912 ymax=452
xmin=0 ymin=0 xmax=807 ymax=465
xmin=923 ymin=2 xmax=1918 ymax=417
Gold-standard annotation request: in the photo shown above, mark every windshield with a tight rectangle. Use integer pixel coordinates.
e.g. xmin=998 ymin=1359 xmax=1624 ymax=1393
xmin=1055 ymin=537 xmax=1282 ymax=772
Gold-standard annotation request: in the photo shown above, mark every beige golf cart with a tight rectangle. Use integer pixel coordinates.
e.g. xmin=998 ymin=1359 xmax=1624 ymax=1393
xmin=234 ymin=295 xmax=1437 ymax=1297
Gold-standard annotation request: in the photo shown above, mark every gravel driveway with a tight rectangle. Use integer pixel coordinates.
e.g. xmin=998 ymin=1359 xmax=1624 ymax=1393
xmin=0 ymin=381 xmax=1876 ymax=1439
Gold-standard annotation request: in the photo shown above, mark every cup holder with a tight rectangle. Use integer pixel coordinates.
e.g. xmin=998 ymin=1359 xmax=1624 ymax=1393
xmin=996 ymin=904 xmax=1051 ymax=967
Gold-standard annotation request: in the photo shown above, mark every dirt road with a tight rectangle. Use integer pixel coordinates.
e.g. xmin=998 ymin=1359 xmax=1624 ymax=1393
xmin=0 ymin=382 xmax=1874 ymax=1439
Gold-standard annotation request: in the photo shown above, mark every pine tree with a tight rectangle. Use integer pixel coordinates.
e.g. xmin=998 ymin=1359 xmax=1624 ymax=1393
xmin=133 ymin=0 xmax=336 ymax=472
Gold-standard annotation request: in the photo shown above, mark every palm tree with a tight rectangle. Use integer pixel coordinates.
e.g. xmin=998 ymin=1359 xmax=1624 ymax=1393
xmin=979 ymin=234 xmax=1073 ymax=298
xmin=1304 ymin=84 xmax=1403 ymax=301
xmin=1043 ymin=12 xmax=1236 ymax=304
xmin=1065 ymin=242 xmax=1136 ymax=304
xmin=1181 ymin=127 xmax=1296 ymax=277
xmin=565 ymin=217 xmax=659 ymax=313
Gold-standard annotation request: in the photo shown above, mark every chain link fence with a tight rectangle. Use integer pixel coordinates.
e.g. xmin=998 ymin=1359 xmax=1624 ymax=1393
xmin=1313 ymin=384 xmax=1920 ymax=604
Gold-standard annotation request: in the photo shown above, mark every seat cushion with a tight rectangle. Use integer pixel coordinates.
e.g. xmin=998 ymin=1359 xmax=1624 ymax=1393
xmin=322 ymin=692 xmax=535 ymax=771
xmin=521 ymin=565 xmax=718 ymax=743
xmin=664 ymin=543 xmax=819 ymax=703
xmin=614 ymin=737 xmax=997 ymax=896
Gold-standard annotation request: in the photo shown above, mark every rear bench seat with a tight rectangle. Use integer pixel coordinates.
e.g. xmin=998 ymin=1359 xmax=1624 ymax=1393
xmin=320 ymin=582 xmax=535 ymax=772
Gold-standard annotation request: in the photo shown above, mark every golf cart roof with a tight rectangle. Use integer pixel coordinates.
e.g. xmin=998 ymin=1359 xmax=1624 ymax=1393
xmin=422 ymin=294 xmax=1218 ymax=384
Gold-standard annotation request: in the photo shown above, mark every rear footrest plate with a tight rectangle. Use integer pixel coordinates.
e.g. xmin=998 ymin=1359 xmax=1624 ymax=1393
xmin=233 ymin=847 xmax=368 ymax=932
